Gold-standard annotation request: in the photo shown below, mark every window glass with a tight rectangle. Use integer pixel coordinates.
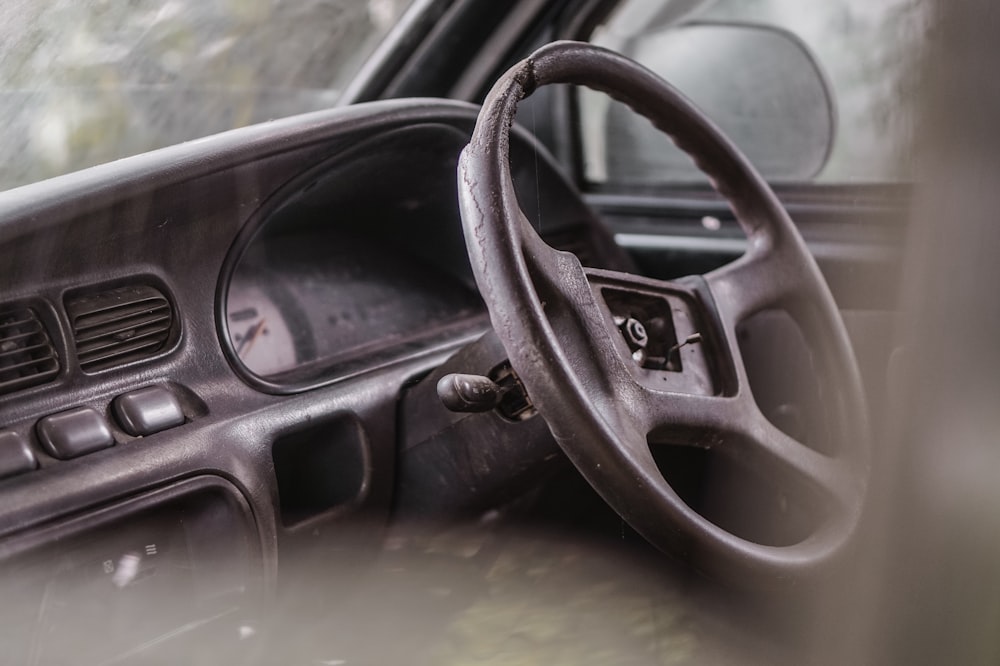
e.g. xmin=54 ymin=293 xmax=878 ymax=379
xmin=582 ymin=0 xmax=927 ymax=185
xmin=0 ymin=0 xmax=412 ymax=192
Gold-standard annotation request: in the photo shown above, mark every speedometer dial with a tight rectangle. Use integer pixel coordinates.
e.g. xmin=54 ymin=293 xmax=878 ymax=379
xmin=226 ymin=285 xmax=298 ymax=377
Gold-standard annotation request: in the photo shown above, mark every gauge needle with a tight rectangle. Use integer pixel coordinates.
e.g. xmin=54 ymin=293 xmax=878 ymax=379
xmin=236 ymin=319 xmax=267 ymax=358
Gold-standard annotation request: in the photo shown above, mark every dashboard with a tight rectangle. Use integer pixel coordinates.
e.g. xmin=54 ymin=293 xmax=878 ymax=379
xmin=0 ymin=99 xmax=627 ymax=661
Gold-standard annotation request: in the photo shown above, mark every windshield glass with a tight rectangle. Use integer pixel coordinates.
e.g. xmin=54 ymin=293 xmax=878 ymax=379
xmin=0 ymin=0 xmax=411 ymax=192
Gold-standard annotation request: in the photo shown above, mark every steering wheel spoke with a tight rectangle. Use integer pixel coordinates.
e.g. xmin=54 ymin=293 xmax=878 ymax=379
xmin=735 ymin=405 xmax=859 ymax=511
xmin=706 ymin=249 xmax=801 ymax=324
xmin=631 ymin=381 xmax=730 ymax=433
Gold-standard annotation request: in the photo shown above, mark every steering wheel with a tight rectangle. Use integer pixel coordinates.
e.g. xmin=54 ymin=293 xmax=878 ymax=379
xmin=457 ymin=41 xmax=870 ymax=585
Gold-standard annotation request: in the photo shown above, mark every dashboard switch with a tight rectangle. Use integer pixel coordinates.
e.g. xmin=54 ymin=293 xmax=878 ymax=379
xmin=37 ymin=407 xmax=114 ymax=459
xmin=0 ymin=430 xmax=37 ymax=479
xmin=113 ymin=386 xmax=185 ymax=436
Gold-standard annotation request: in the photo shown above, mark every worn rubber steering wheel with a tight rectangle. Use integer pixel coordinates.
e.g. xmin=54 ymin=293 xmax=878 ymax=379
xmin=457 ymin=41 xmax=870 ymax=585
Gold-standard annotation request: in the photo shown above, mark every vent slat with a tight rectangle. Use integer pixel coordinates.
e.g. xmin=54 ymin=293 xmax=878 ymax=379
xmin=0 ymin=340 xmax=54 ymax=362
xmin=0 ymin=367 xmax=59 ymax=393
xmin=0 ymin=354 xmax=58 ymax=377
xmin=0 ymin=328 xmax=46 ymax=348
xmin=66 ymin=286 xmax=174 ymax=373
xmin=77 ymin=325 xmax=171 ymax=356
xmin=73 ymin=295 xmax=165 ymax=315
xmin=0 ymin=307 xmax=60 ymax=396
xmin=74 ymin=300 xmax=169 ymax=331
xmin=0 ymin=317 xmax=41 ymax=332
xmin=78 ymin=336 xmax=171 ymax=370
xmin=74 ymin=311 xmax=171 ymax=342
xmin=81 ymin=338 xmax=161 ymax=363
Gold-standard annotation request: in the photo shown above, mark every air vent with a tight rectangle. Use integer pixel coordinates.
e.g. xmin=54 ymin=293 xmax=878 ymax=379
xmin=66 ymin=285 xmax=174 ymax=373
xmin=0 ymin=307 xmax=60 ymax=396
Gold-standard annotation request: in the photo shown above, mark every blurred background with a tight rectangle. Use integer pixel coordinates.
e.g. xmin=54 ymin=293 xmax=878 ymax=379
xmin=0 ymin=0 xmax=410 ymax=191
xmin=851 ymin=0 xmax=1000 ymax=662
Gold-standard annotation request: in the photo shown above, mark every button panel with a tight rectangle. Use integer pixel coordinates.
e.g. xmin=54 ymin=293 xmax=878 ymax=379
xmin=37 ymin=407 xmax=114 ymax=459
xmin=112 ymin=386 xmax=185 ymax=437
xmin=0 ymin=430 xmax=37 ymax=479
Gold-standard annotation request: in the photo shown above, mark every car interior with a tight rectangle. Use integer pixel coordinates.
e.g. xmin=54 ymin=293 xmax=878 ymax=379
xmin=0 ymin=0 xmax=932 ymax=663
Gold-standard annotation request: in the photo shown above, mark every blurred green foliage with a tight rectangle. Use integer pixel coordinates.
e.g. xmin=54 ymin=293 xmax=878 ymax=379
xmin=0 ymin=0 xmax=410 ymax=191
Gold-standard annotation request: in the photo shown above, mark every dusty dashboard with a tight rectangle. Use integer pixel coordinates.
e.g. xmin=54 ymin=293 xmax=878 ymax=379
xmin=218 ymin=122 xmax=627 ymax=392
xmin=0 ymin=100 xmax=629 ymax=663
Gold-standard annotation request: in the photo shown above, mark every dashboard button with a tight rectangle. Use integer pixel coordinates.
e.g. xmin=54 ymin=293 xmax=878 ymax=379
xmin=37 ymin=407 xmax=114 ymax=459
xmin=0 ymin=431 xmax=37 ymax=479
xmin=112 ymin=386 xmax=184 ymax=436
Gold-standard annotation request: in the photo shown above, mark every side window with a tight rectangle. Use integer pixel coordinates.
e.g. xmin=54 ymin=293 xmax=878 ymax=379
xmin=580 ymin=0 xmax=926 ymax=186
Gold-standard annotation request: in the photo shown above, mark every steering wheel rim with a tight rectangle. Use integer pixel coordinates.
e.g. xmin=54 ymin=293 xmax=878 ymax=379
xmin=457 ymin=41 xmax=870 ymax=586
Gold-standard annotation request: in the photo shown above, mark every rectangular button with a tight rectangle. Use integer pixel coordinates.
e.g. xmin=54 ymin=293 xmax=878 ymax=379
xmin=112 ymin=386 xmax=185 ymax=436
xmin=37 ymin=408 xmax=114 ymax=459
xmin=0 ymin=431 xmax=37 ymax=479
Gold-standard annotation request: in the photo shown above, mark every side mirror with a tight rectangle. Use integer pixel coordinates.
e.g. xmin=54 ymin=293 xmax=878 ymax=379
xmin=587 ymin=21 xmax=836 ymax=184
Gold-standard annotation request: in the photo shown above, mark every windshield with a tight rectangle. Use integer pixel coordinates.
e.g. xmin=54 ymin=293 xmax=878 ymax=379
xmin=0 ymin=0 xmax=411 ymax=192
